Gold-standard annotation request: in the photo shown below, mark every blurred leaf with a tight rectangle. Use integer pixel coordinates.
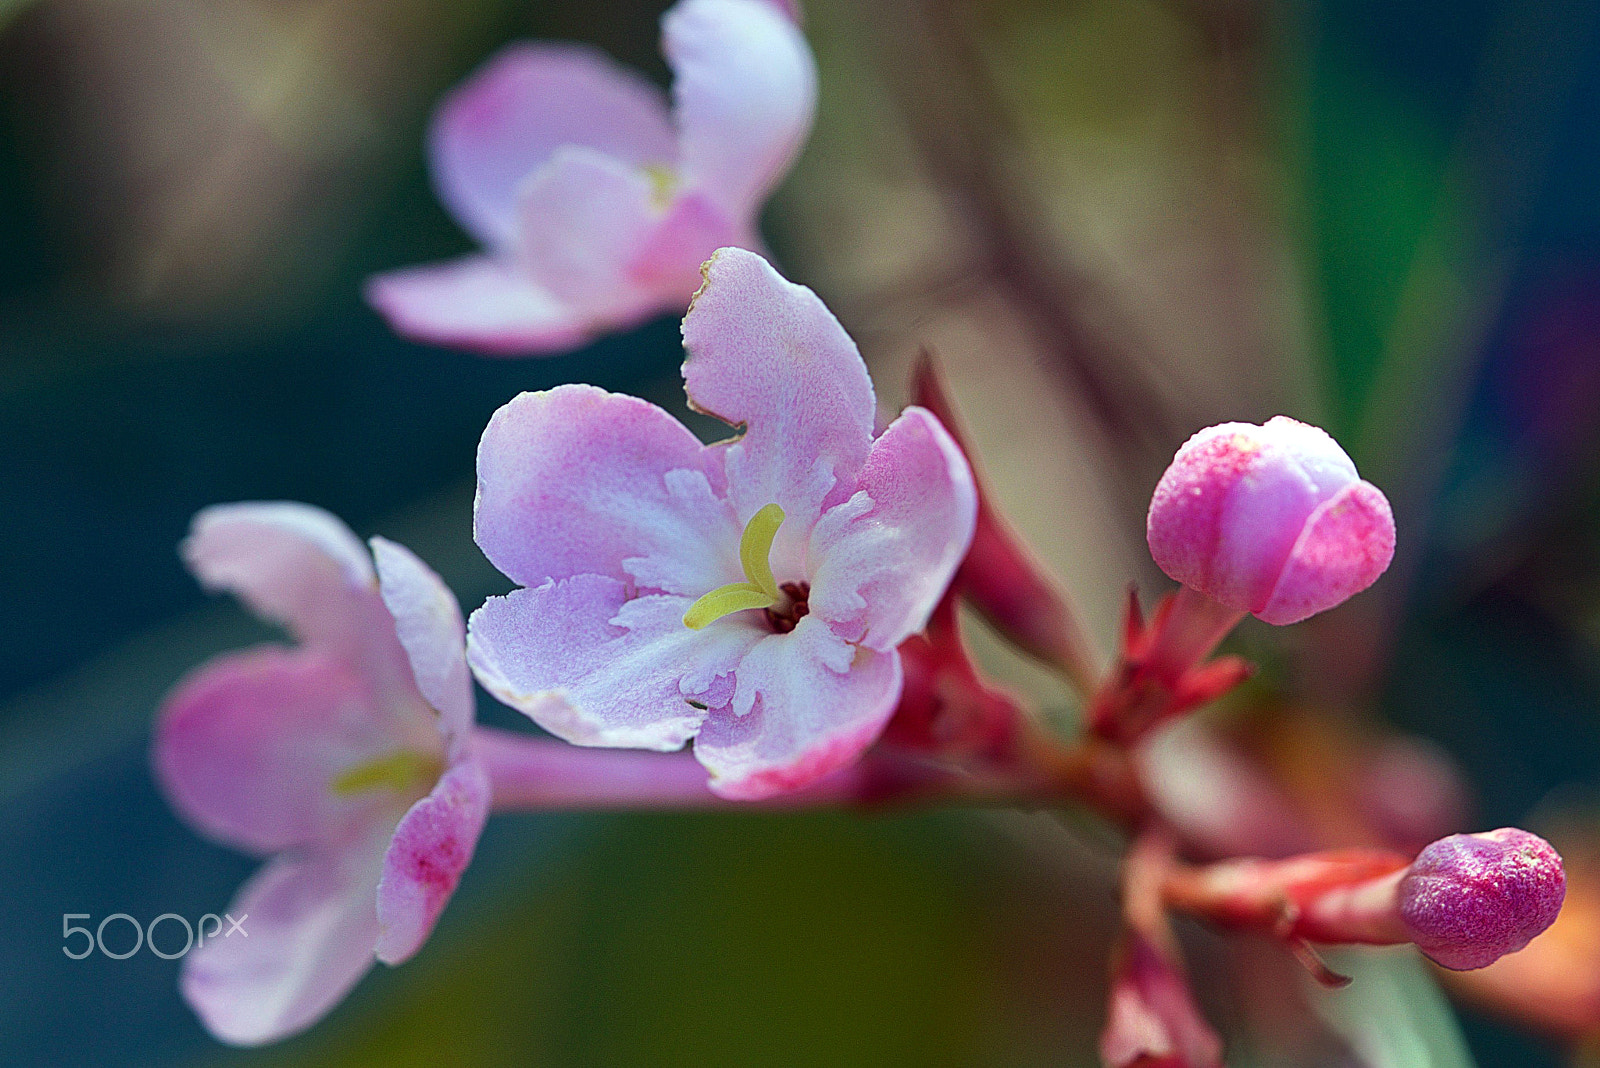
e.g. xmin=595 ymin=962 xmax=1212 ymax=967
xmin=0 ymin=0 xmax=38 ymax=33
xmin=1307 ymin=948 xmax=1478 ymax=1068
xmin=216 ymin=812 xmax=1063 ymax=1068
xmin=1301 ymin=65 xmax=1457 ymax=440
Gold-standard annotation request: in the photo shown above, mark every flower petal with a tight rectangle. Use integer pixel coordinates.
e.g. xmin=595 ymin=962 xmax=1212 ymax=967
xmin=682 ymin=248 xmax=876 ymax=542
xmin=693 ymin=616 xmax=902 ymax=799
xmin=474 ymin=384 xmax=734 ymax=590
xmin=184 ymin=502 xmax=374 ymax=651
xmin=665 ymin=0 xmax=816 ymax=218
xmin=374 ymin=759 xmax=490 ymax=965
xmin=515 ymin=146 xmax=666 ymax=318
xmin=1257 ymin=479 xmax=1396 ymax=625
xmin=364 ymin=255 xmax=591 ymax=357
xmin=180 ymin=835 xmax=386 ymax=1046
xmin=371 ymin=537 xmax=475 ymax=750
xmin=807 ymin=407 xmax=977 ymax=651
xmin=467 ymin=574 xmax=760 ymax=750
xmin=430 ymin=42 xmax=675 ymax=249
xmin=630 ymin=189 xmax=745 ymax=293
xmin=183 ymin=502 xmax=424 ymax=720
xmin=154 ymin=647 xmax=401 ymax=855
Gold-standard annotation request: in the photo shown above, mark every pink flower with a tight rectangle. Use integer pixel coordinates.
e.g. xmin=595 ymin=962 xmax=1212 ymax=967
xmin=467 ymin=247 xmax=978 ymax=799
xmin=153 ymin=503 xmax=489 ymax=1045
xmin=366 ymin=0 xmax=815 ymax=356
xmin=1146 ymin=416 xmax=1396 ymax=625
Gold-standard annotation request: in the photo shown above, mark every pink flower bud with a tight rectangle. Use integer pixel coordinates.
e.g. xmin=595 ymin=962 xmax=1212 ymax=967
xmin=1147 ymin=417 xmax=1396 ymax=625
xmin=1399 ymin=828 xmax=1566 ymax=970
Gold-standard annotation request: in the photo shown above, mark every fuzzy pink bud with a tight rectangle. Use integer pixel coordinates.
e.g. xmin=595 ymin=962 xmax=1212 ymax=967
xmin=1399 ymin=828 xmax=1566 ymax=970
xmin=1147 ymin=417 xmax=1395 ymax=625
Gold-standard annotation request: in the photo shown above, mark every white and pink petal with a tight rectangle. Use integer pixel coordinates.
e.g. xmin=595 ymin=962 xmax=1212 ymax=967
xmin=430 ymin=42 xmax=675 ymax=250
xmin=180 ymin=832 xmax=388 ymax=1046
xmin=665 ymin=0 xmax=817 ymax=219
xmin=807 ymin=407 xmax=977 ymax=651
xmin=371 ymin=537 xmax=476 ymax=750
xmin=374 ymin=759 xmax=491 ymax=965
xmin=364 ymin=255 xmax=590 ymax=357
xmin=474 ymin=385 xmax=727 ymax=590
xmin=467 ymin=574 xmax=760 ymax=750
xmin=682 ymin=248 xmax=877 ymax=536
xmin=154 ymin=646 xmax=400 ymax=856
xmin=694 ymin=616 xmax=902 ymax=799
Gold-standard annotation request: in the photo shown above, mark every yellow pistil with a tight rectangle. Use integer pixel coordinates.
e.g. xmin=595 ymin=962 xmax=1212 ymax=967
xmin=683 ymin=503 xmax=786 ymax=630
xmin=331 ymin=749 xmax=441 ymax=798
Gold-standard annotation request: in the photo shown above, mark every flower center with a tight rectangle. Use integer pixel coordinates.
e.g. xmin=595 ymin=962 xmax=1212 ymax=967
xmin=683 ymin=503 xmax=801 ymax=631
xmin=643 ymin=163 xmax=678 ymax=208
xmin=766 ymin=581 xmax=811 ymax=634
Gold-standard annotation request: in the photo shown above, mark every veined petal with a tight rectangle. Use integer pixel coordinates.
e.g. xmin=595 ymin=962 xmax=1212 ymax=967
xmin=682 ymin=248 xmax=876 ymax=545
xmin=694 ymin=616 xmax=902 ymax=798
xmin=154 ymin=646 xmax=406 ymax=855
xmin=431 ymin=42 xmax=675 ymax=250
xmin=371 ymin=537 xmax=475 ymax=751
xmin=467 ymin=574 xmax=761 ymax=750
xmin=375 ymin=759 xmax=490 ymax=965
xmin=180 ymin=833 xmax=387 ymax=1046
xmin=364 ymin=255 xmax=591 ymax=357
xmin=665 ymin=0 xmax=817 ymax=219
xmin=474 ymin=384 xmax=738 ymax=591
xmin=807 ymin=407 xmax=977 ymax=651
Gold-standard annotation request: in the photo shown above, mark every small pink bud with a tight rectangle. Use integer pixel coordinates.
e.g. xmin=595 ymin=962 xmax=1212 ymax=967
xmin=1147 ymin=417 xmax=1396 ymax=625
xmin=1399 ymin=828 xmax=1566 ymax=970
xmin=1100 ymin=932 xmax=1224 ymax=1068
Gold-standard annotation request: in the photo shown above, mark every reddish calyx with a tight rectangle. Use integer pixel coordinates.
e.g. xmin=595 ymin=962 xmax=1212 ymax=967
xmin=1088 ymin=587 xmax=1253 ymax=747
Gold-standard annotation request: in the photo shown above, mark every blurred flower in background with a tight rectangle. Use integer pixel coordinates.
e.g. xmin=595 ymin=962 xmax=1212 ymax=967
xmin=3 ymin=0 xmax=1600 ymax=1065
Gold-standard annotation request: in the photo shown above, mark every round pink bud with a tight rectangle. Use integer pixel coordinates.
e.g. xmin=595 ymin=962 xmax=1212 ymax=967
xmin=1398 ymin=828 xmax=1566 ymax=970
xmin=1146 ymin=416 xmax=1396 ymax=625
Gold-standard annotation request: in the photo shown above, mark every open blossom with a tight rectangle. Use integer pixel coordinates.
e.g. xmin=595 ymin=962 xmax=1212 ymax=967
xmin=366 ymin=0 xmax=815 ymax=356
xmin=1147 ymin=417 xmax=1395 ymax=625
xmin=153 ymin=503 xmax=489 ymax=1045
xmin=467 ymin=247 xmax=977 ymax=799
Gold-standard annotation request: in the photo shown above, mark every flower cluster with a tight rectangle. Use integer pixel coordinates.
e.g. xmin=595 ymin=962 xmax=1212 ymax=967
xmin=150 ymin=0 xmax=1574 ymax=1060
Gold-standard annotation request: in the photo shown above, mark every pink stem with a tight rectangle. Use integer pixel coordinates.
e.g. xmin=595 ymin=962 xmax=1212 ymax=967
xmin=473 ymin=727 xmax=967 ymax=812
xmin=474 ymin=727 xmax=729 ymax=810
xmin=1294 ymin=868 xmax=1411 ymax=946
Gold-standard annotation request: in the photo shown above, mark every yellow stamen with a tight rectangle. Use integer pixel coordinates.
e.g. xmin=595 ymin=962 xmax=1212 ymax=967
xmin=331 ymin=749 xmax=440 ymax=797
xmin=738 ymin=503 xmax=785 ymax=600
xmin=683 ymin=503 xmax=786 ymax=629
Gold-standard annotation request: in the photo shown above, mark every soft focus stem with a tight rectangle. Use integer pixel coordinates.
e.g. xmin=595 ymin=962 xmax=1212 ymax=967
xmin=1159 ymin=851 xmax=1412 ymax=946
xmin=1141 ymin=586 xmax=1247 ymax=683
xmin=474 ymin=726 xmax=1049 ymax=812
xmin=475 ymin=727 xmax=729 ymax=810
